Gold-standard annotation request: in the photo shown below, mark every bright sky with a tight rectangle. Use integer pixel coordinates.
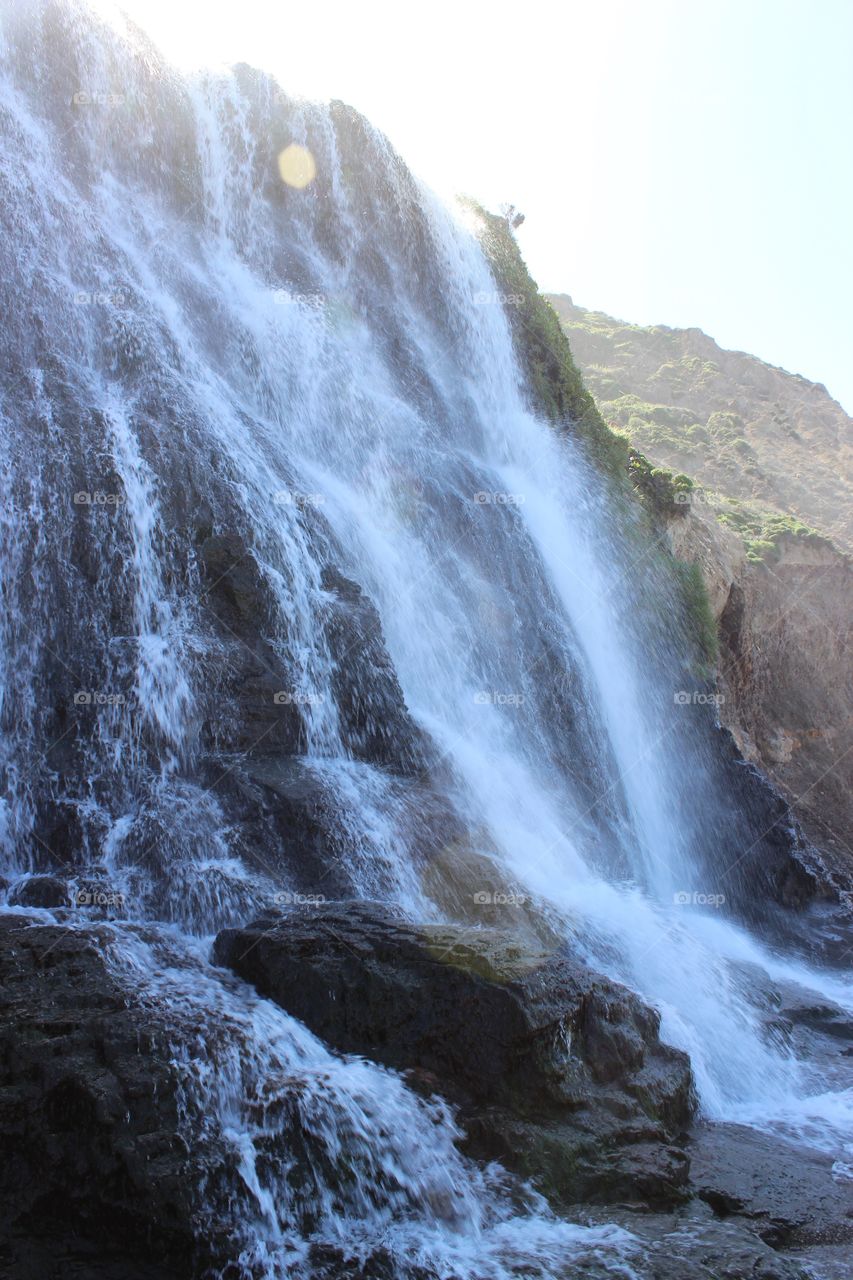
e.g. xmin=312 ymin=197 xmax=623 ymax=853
xmin=118 ymin=0 xmax=853 ymax=414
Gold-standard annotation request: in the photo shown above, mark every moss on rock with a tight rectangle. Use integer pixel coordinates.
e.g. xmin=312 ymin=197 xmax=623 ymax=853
xmin=470 ymin=202 xmax=631 ymax=485
xmin=471 ymin=203 xmax=697 ymax=530
xmin=674 ymin=561 xmax=719 ymax=669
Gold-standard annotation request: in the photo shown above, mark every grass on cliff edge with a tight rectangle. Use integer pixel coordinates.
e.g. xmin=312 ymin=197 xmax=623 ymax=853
xmin=712 ymin=498 xmax=829 ymax=565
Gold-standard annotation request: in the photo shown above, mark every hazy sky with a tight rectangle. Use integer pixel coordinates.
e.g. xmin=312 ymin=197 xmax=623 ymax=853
xmin=118 ymin=0 xmax=853 ymax=413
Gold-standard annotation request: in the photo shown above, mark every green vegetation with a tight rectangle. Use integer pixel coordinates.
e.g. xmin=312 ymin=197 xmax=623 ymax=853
xmin=625 ymin=450 xmax=693 ymax=518
xmin=546 ymin=294 xmax=852 ymax=559
xmin=674 ymin=561 xmax=719 ymax=669
xmin=713 ymin=500 xmax=828 ymax=564
xmin=471 ymin=202 xmax=630 ymax=484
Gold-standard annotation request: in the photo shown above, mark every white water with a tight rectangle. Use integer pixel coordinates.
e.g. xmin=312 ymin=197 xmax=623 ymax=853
xmin=0 ymin=1 xmax=850 ymax=1274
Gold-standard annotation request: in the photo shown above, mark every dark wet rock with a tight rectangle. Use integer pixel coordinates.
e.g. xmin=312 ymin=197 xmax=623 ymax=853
xmin=198 ymin=531 xmax=305 ymax=757
xmin=199 ymin=531 xmax=273 ymax=632
xmin=8 ymin=875 xmax=71 ymax=909
xmin=319 ymin=566 xmax=431 ymax=774
xmin=776 ymin=988 xmax=853 ymax=1047
xmin=694 ymin=725 xmax=833 ymax=918
xmin=788 ymin=1242 xmax=853 ymax=1279
xmin=687 ymin=1121 xmax=853 ymax=1246
xmin=230 ymin=757 xmax=357 ymax=898
xmin=785 ymin=901 xmax=853 ymax=969
xmin=200 ymin=541 xmax=432 ymax=775
xmin=214 ymin=900 xmax=696 ymax=1208
xmin=730 ymin=964 xmax=853 ymax=1060
xmin=0 ymin=915 xmax=234 ymax=1280
xmin=575 ymin=1203 xmax=810 ymax=1279
xmin=31 ymin=800 xmax=89 ymax=871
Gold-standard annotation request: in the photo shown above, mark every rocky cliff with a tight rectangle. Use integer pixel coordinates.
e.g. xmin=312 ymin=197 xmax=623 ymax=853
xmin=547 ymin=295 xmax=853 ymax=867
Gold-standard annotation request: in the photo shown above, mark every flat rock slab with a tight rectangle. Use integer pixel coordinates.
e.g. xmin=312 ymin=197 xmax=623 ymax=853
xmin=688 ymin=1120 xmax=853 ymax=1246
xmin=576 ymin=1205 xmax=810 ymax=1280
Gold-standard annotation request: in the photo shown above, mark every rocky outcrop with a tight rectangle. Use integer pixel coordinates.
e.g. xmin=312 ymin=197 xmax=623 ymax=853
xmin=194 ymin=530 xmax=443 ymax=900
xmin=318 ymin=566 xmax=432 ymax=773
xmin=215 ymin=901 xmax=696 ymax=1208
xmin=1 ymin=910 xmax=836 ymax=1280
xmin=214 ymin=903 xmax=852 ymax=1275
xmin=666 ymin=502 xmax=853 ymax=875
xmin=575 ymin=1205 xmax=811 ymax=1280
xmin=7 ymin=874 xmax=72 ymax=909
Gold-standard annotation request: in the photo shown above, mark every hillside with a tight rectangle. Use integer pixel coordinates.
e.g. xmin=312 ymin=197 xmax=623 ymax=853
xmin=547 ymin=295 xmax=853 ymax=554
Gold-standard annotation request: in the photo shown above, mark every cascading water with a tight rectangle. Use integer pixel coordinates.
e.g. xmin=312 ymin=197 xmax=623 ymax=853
xmin=0 ymin=0 xmax=850 ymax=1275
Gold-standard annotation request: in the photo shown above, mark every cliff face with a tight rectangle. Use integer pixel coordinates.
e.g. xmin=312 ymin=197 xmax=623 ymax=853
xmin=666 ymin=505 xmax=853 ymax=865
xmin=545 ymin=295 xmax=852 ymax=862
xmin=547 ymin=295 xmax=853 ymax=553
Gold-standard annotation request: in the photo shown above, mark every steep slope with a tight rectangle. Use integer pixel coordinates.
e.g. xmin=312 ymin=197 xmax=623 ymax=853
xmin=667 ymin=506 xmax=853 ymax=865
xmin=547 ymin=295 xmax=853 ymax=553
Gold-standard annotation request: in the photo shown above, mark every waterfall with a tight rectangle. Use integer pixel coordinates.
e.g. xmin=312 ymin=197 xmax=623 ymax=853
xmin=0 ymin=1 xmax=850 ymax=1274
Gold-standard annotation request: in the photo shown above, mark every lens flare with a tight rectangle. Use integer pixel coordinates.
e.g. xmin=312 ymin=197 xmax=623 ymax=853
xmin=278 ymin=143 xmax=316 ymax=189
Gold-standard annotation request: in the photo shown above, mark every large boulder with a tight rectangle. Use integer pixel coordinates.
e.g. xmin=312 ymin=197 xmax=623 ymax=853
xmin=7 ymin=875 xmax=71 ymax=909
xmin=214 ymin=901 xmax=696 ymax=1207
